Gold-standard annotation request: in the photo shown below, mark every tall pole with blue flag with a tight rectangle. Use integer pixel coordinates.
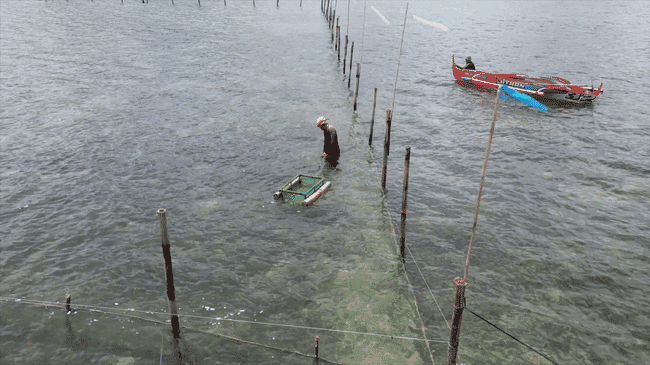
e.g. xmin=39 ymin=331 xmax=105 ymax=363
xmin=464 ymin=85 xmax=546 ymax=280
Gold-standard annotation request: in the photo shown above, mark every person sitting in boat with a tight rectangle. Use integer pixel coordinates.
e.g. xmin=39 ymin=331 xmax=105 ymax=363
xmin=316 ymin=116 xmax=340 ymax=165
xmin=462 ymin=56 xmax=475 ymax=70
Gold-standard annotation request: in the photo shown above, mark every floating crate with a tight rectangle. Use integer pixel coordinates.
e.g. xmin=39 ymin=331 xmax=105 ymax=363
xmin=273 ymin=174 xmax=331 ymax=205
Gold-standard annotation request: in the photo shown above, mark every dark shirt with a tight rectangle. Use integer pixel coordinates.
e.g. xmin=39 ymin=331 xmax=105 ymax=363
xmin=322 ymin=125 xmax=340 ymax=161
xmin=463 ymin=61 xmax=476 ymax=70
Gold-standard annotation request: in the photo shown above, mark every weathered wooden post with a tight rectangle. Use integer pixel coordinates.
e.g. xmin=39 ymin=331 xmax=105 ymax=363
xmin=369 ymin=87 xmax=377 ymax=145
xmin=157 ymin=208 xmax=180 ymax=340
xmin=315 ymin=336 xmax=320 ymax=359
xmin=334 ymin=23 xmax=338 ymax=48
xmin=343 ymin=35 xmax=348 ymax=74
xmin=331 ymin=9 xmax=335 ymax=41
xmin=399 ymin=146 xmax=411 ymax=260
xmin=337 ymin=26 xmax=341 ymax=60
xmin=381 ymin=109 xmax=392 ymax=189
xmin=65 ymin=293 xmax=72 ymax=313
xmin=353 ymin=63 xmax=361 ymax=110
xmin=447 ymin=277 xmax=468 ymax=365
xmin=348 ymin=42 xmax=354 ymax=87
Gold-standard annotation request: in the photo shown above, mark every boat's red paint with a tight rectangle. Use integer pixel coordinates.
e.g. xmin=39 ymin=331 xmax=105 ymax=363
xmin=452 ymin=55 xmax=603 ymax=105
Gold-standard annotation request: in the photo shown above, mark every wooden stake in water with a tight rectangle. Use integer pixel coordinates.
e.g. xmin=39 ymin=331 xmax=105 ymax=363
xmin=447 ymin=277 xmax=468 ymax=365
xmin=65 ymin=293 xmax=71 ymax=313
xmin=331 ymin=10 xmax=335 ymax=40
xmin=315 ymin=336 xmax=320 ymax=359
xmin=369 ymin=87 xmax=377 ymax=145
xmin=381 ymin=109 xmax=392 ymax=189
xmin=348 ymin=42 xmax=354 ymax=88
xmin=337 ymin=25 xmax=341 ymax=61
xmin=464 ymin=87 xmax=503 ymax=280
xmin=157 ymin=208 xmax=180 ymax=339
xmin=343 ymin=35 xmax=348 ymax=75
xmin=399 ymin=146 xmax=411 ymax=260
xmin=353 ymin=62 xmax=361 ymax=110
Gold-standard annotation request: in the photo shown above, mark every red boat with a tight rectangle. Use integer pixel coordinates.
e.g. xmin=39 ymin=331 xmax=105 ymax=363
xmin=452 ymin=55 xmax=603 ymax=105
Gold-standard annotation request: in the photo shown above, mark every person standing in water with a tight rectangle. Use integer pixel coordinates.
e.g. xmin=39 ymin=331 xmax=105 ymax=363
xmin=316 ymin=116 xmax=340 ymax=165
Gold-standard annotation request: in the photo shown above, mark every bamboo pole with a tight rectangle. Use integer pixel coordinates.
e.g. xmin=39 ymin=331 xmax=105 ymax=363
xmin=447 ymin=277 xmax=468 ymax=365
xmin=399 ymin=146 xmax=411 ymax=260
xmin=381 ymin=109 xmax=392 ymax=189
xmin=464 ymin=87 xmax=502 ymax=280
xmin=369 ymin=87 xmax=377 ymax=145
xmin=157 ymin=208 xmax=180 ymax=340
xmin=353 ymin=63 xmax=361 ymax=110
xmin=391 ymin=4 xmax=409 ymax=112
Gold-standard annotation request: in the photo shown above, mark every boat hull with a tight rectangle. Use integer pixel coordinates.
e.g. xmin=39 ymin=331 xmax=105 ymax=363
xmin=452 ymin=55 xmax=603 ymax=105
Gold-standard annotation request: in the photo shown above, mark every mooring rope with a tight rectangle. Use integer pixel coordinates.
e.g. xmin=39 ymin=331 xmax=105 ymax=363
xmin=0 ymin=297 xmax=447 ymax=345
xmin=465 ymin=307 xmax=561 ymax=365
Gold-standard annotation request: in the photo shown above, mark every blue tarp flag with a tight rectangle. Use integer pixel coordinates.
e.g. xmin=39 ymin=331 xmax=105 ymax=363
xmin=499 ymin=84 xmax=548 ymax=111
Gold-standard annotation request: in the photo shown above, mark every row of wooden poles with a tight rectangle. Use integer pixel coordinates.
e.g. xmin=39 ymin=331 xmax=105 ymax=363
xmin=130 ymin=0 xmax=301 ymax=6
xmin=321 ymin=1 xmax=470 ymax=364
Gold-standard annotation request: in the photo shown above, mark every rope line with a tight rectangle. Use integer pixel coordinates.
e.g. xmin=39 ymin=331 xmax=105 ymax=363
xmin=0 ymin=297 xmax=446 ymax=344
xmin=404 ymin=244 xmax=451 ymax=331
xmin=384 ymin=209 xmax=436 ymax=365
xmin=465 ymin=308 xmax=561 ymax=365
xmin=390 ymin=3 xmax=409 ymax=113
xmin=0 ymin=297 xmax=340 ymax=365
xmin=360 ymin=0 xmax=366 ymax=64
